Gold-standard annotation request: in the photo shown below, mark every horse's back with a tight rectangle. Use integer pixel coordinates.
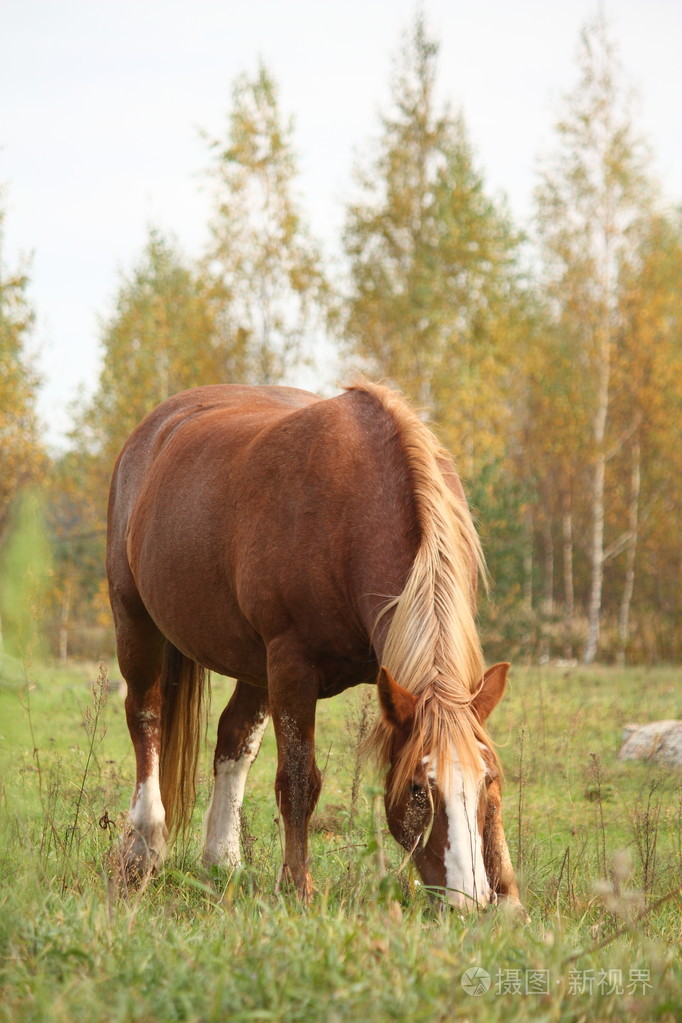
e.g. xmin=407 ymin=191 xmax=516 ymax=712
xmin=112 ymin=384 xmax=320 ymax=476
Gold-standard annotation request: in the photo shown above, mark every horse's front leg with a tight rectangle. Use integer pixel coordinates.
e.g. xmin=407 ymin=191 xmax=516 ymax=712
xmin=268 ymin=637 xmax=322 ymax=902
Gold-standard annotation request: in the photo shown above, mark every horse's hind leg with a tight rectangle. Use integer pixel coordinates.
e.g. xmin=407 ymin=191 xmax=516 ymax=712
xmin=113 ymin=599 xmax=167 ymax=882
xmin=203 ymin=681 xmax=269 ymax=869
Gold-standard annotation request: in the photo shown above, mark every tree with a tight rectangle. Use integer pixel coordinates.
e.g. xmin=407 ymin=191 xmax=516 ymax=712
xmin=0 ymin=204 xmax=44 ymax=553
xmin=80 ymin=228 xmax=234 ymax=465
xmin=0 ymin=489 xmax=51 ymax=659
xmin=534 ymin=12 xmax=654 ymax=663
xmin=342 ymin=13 xmax=528 ymax=480
xmin=611 ymin=209 xmax=682 ymax=661
xmin=512 ymin=304 xmax=592 ymax=658
xmin=204 ymin=63 xmax=330 ymax=385
xmin=44 ymin=449 xmax=111 ymax=661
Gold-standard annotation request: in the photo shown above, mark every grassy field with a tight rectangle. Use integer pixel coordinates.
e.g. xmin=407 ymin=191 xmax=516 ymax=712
xmin=0 ymin=655 xmax=680 ymax=1021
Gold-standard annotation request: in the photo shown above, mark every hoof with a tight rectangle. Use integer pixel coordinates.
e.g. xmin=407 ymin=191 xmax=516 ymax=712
xmin=202 ymin=846 xmax=242 ymax=872
xmin=276 ymin=864 xmax=314 ymax=903
xmin=499 ymin=894 xmax=530 ymax=924
xmin=119 ymin=827 xmax=165 ymax=886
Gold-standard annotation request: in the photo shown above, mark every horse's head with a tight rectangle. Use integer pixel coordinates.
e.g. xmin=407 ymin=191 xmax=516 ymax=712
xmin=378 ymin=662 xmax=523 ymax=913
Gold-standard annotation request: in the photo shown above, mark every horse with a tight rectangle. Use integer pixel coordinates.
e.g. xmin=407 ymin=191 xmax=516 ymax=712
xmin=106 ymin=381 xmax=522 ymax=911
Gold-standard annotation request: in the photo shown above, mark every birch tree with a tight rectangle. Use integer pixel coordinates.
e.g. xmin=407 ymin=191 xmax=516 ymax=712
xmin=613 ymin=210 xmax=682 ymax=661
xmin=343 ymin=13 xmax=527 ymax=477
xmin=205 ymin=64 xmax=329 ymax=384
xmin=534 ymin=12 xmax=653 ymax=663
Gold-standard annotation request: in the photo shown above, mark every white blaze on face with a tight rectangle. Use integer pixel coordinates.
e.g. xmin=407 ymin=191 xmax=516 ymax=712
xmin=129 ymin=749 xmax=167 ymax=857
xmin=203 ymin=713 xmax=269 ymax=869
xmin=427 ymin=752 xmax=490 ymax=910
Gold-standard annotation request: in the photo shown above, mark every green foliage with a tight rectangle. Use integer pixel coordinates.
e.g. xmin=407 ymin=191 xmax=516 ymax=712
xmin=0 ymin=490 xmax=51 ymax=659
xmin=0 ymin=204 xmax=44 ymax=550
xmin=79 ymin=228 xmax=234 ymax=464
xmin=534 ymin=11 xmax=653 ymax=299
xmin=205 ymin=62 xmax=330 ymax=384
xmin=342 ymin=13 xmax=530 ymax=478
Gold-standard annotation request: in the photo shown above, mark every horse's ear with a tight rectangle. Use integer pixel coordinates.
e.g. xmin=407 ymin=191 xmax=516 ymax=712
xmin=472 ymin=662 xmax=510 ymax=723
xmin=377 ymin=666 xmax=417 ymax=730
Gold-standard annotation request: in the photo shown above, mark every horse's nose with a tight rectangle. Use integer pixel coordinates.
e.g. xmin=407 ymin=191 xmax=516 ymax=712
xmin=446 ymin=886 xmax=491 ymax=911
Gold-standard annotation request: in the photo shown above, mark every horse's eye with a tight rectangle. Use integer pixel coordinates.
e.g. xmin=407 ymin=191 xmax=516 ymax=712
xmin=410 ymin=782 xmax=424 ymax=798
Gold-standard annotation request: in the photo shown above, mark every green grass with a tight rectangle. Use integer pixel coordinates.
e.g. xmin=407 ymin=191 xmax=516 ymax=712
xmin=1 ymin=656 xmax=681 ymax=1021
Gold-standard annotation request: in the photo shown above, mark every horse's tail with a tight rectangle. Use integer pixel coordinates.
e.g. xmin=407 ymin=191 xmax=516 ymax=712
xmin=159 ymin=642 xmax=208 ymax=840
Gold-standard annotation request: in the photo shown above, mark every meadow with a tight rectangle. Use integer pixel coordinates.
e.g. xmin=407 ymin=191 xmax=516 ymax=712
xmin=0 ymin=655 xmax=680 ymax=1022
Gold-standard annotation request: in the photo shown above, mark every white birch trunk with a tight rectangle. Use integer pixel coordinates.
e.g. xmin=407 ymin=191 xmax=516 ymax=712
xmin=543 ymin=517 xmax=554 ymax=617
xmin=584 ymin=328 xmax=611 ymax=664
xmin=540 ymin=517 xmax=554 ymax=660
xmin=59 ymin=583 xmax=72 ymax=663
xmin=523 ymin=507 xmax=534 ymax=610
xmin=562 ymin=500 xmax=575 ymax=659
xmin=617 ymin=435 xmax=641 ymax=665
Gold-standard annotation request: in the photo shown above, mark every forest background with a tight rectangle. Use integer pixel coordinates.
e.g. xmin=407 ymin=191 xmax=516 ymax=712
xmin=2 ymin=9 xmax=682 ymax=668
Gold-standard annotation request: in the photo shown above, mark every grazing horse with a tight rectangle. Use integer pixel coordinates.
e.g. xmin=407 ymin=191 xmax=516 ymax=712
xmin=107 ymin=382 xmax=522 ymax=911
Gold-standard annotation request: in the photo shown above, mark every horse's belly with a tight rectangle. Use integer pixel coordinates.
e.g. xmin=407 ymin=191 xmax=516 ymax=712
xmin=131 ymin=539 xmax=268 ymax=682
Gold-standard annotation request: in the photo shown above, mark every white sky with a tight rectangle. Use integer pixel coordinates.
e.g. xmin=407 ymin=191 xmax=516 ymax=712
xmin=1 ymin=0 xmax=680 ymax=448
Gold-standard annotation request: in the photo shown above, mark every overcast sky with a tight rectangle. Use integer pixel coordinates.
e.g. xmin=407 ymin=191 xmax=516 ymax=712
xmin=2 ymin=0 xmax=681 ymax=448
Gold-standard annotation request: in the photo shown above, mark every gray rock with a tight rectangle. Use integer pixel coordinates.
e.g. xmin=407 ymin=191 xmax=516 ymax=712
xmin=618 ymin=721 xmax=682 ymax=766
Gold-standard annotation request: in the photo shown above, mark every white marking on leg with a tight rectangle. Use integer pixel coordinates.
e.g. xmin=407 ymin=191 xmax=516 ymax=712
xmin=203 ymin=713 xmax=269 ymax=868
xmin=129 ymin=749 xmax=168 ymax=862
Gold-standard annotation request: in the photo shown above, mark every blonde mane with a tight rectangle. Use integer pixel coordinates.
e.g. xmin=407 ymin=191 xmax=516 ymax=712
xmin=352 ymin=382 xmax=500 ymax=801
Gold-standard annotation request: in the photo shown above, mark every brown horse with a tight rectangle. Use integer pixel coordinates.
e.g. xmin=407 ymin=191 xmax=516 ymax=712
xmin=107 ymin=381 xmax=522 ymax=910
